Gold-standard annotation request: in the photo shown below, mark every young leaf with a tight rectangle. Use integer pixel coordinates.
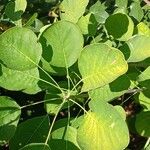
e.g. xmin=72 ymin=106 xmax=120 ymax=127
xmin=105 ymin=13 xmax=134 ymax=41
xmin=9 ymin=116 xmax=50 ymax=150
xmin=78 ymin=43 xmax=128 ymax=92
xmin=89 ymin=75 xmax=130 ymax=102
xmin=89 ymin=1 xmax=109 ymax=24
xmin=116 ymin=0 xmax=128 ymax=8
xmin=19 ymin=143 xmax=50 ymax=150
xmin=0 ymin=27 xmax=42 ymax=71
xmin=120 ymin=35 xmax=150 ymax=62
xmin=0 ymin=96 xmax=21 ymax=145
xmin=77 ymin=100 xmax=129 ymax=150
xmin=0 ymin=64 xmax=40 ymax=94
xmin=129 ymin=1 xmax=144 ymax=22
xmin=135 ymin=111 xmax=150 ymax=137
xmin=59 ymin=0 xmax=89 ymax=23
xmin=39 ymin=20 xmax=83 ymax=68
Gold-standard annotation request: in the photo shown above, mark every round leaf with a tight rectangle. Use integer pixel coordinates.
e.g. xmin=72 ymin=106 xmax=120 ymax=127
xmin=0 ymin=27 xmax=42 ymax=71
xmin=77 ymin=100 xmax=129 ymax=150
xmin=39 ymin=21 xmax=83 ymax=68
xmin=78 ymin=43 xmax=128 ymax=92
xmin=0 ymin=96 xmax=21 ymax=145
xmin=105 ymin=13 xmax=134 ymax=41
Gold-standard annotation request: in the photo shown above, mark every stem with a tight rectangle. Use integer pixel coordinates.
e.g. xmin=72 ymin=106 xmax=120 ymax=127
xmin=45 ymin=100 xmax=65 ymax=144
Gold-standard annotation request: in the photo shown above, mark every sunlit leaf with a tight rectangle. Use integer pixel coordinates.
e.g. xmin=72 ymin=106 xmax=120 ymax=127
xmin=60 ymin=0 xmax=89 ymax=23
xmin=39 ymin=21 xmax=83 ymax=69
xmin=0 ymin=27 xmax=42 ymax=71
xmin=78 ymin=43 xmax=128 ymax=92
xmin=77 ymin=100 xmax=129 ymax=150
xmin=0 ymin=64 xmax=40 ymax=94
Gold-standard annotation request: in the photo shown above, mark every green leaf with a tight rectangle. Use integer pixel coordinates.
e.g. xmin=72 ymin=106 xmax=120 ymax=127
xmin=0 ymin=27 xmax=42 ymax=71
xmin=138 ymin=66 xmax=150 ymax=82
xmin=135 ymin=111 xmax=150 ymax=137
xmin=129 ymin=1 xmax=144 ymax=22
xmin=20 ymin=143 xmax=50 ymax=150
xmin=134 ymin=22 xmax=150 ymax=36
xmin=78 ymin=43 xmax=128 ymax=92
xmin=0 ymin=96 xmax=21 ymax=145
xmin=120 ymin=35 xmax=150 ymax=62
xmin=49 ymin=126 xmax=80 ymax=150
xmin=39 ymin=20 xmax=83 ymax=68
xmin=116 ymin=0 xmax=128 ymax=8
xmin=77 ymin=13 xmax=98 ymax=36
xmin=89 ymin=1 xmax=109 ymax=23
xmin=0 ymin=64 xmax=40 ymax=94
xmin=89 ymin=75 xmax=130 ymax=102
xmin=9 ymin=116 xmax=50 ymax=150
xmin=136 ymin=90 xmax=150 ymax=110
xmin=5 ymin=0 xmax=27 ymax=21
xmin=77 ymin=100 xmax=129 ymax=150
xmin=60 ymin=0 xmax=89 ymax=23
xmin=105 ymin=13 xmax=134 ymax=41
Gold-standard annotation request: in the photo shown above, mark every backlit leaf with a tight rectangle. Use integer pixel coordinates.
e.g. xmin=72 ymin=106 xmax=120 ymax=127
xmin=78 ymin=43 xmax=128 ymax=92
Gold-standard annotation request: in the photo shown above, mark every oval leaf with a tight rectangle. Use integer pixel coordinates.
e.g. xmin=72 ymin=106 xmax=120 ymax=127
xmin=105 ymin=13 xmax=134 ymax=41
xmin=39 ymin=21 xmax=83 ymax=69
xmin=0 ymin=27 xmax=42 ymax=71
xmin=78 ymin=43 xmax=128 ymax=92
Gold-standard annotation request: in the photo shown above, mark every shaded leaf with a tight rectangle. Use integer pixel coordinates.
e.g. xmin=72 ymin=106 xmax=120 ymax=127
xmin=49 ymin=126 xmax=80 ymax=150
xmin=135 ymin=111 xmax=150 ymax=137
xmin=105 ymin=13 xmax=134 ymax=41
xmin=120 ymin=35 xmax=150 ymax=62
xmin=89 ymin=75 xmax=130 ymax=102
xmin=20 ymin=143 xmax=50 ymax=150
xmin=9 ymin=116 xmax=50 ymax=150
xmin=0 ymin=96 xmax=21 ymax=145
xmin=5 ymin=0 xmax=27 ymax=21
